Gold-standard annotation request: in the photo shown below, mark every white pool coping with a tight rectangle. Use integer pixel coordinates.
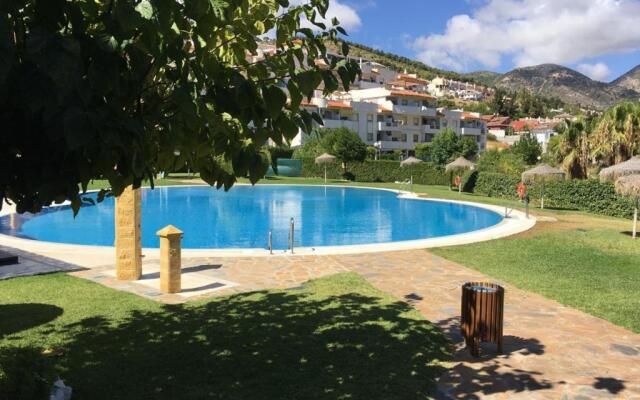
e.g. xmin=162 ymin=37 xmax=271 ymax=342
xmin=0 ymin=184 xmax=535 ymax=267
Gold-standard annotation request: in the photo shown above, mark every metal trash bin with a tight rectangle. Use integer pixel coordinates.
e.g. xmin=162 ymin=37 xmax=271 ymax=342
xmin=461 ymin=282 xmax=504 ymax=357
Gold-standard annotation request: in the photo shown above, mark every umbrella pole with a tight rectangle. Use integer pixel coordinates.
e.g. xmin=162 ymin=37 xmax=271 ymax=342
xmin=410 ymin=174 xmax=413 ymax=192
xmin=324 ymin=166 xmax=327 ymax=184
xmin=633 ymin=207 xmax=638 ymax=239
xmin=541 ymin=182 xmax=545 ymax=209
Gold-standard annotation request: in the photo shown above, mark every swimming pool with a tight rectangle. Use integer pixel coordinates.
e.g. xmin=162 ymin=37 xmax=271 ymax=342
xmin=0 ymin=185 xmax=503 ymax=250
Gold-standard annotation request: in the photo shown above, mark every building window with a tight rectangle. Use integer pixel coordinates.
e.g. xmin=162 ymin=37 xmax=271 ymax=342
xmin=413 ymin=134 xmax=419 ymax=143
xmin=367 ymin=114 xmax=374 ymax=136
xmin=413 ymin=117 xmax=419 ymax=126
xmin=401 ymin=99 xmax=408 ymax=106
xmin=367 ymin=132 xmax=374 ymax=141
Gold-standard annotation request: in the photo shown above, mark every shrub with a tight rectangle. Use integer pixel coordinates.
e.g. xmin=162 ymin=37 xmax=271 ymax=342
xmin=474 ymin=172 xmax=521 ymax=198
xmin=301 ymin=159 xmax=448 ymax=185
xmin=474 ymin=172 xmax=636 ymax=218
xmin=461 ymin=170 xmax=478 ymax=193
xmin=0 ymin=346 xmax=55 ymax=400
xmin=512 ymin=131 xmax=542 ymax=164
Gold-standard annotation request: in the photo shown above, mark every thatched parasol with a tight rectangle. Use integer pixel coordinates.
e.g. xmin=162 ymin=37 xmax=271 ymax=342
xmin=445 ymin=157 xmax=475 ymax=172
xmin=400 ymin=156 xmax=423 ymax=191
xmin=615 ymin=175 xmax=640 ymax=239
xmin=522 ymin=164 xmax=565 ymax=209
xmin=315 ymin=153 xmax=337 ymax=183
xmin=446 ymin=157 xmax=475 ymax=193
xmin=599 ymin=156 xmax=640 ymax=182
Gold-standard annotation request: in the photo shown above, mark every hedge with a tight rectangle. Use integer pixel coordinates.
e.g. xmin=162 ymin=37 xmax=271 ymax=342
xmin=300 ymin=159 xmax=449 ymax=185
xmin=475 ymin=172 xmax=636 ymax=219
xmin=474 ymin=172 xmax=521 ymax=199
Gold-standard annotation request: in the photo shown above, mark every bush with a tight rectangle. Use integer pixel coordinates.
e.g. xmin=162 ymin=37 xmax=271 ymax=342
xmin=474 ymin=172 xmax=521 ymax=198
xmin=0 ymin=346 xmax=54 ymax=400
xmin=461 ymin=170 xmax=478 ymax=193
xmin=536 ymin=179 xmax=636 ymax=218
xmin=474 ymin=172 xmax=636 ymax=218
xmin=301 ymin=159 xmax=448 ymax=185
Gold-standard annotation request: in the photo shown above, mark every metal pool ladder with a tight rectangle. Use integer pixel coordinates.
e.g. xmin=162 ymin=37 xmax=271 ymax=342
xmin=266 ymin=218 xmax=296 ymax=255
xmin=288 ymin=218 xmax=295 ymax=254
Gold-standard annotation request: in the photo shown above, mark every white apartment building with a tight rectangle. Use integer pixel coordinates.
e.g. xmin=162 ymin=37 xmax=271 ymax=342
xmin=298 ymin=86 xmax=487 ymax=154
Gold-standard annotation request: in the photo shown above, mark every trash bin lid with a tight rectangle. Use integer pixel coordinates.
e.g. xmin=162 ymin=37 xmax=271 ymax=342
xmin=468 ymin=285 xmax=497 ymax=293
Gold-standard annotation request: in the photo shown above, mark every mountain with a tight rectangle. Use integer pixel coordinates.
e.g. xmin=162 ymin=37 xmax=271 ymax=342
xmin=612 ymin=65 xmax=640 ymax=93
xmin=463 ymin=71 xmax=503 ymax=87
xmin=485 ymin=64 xmax=640 ymax=110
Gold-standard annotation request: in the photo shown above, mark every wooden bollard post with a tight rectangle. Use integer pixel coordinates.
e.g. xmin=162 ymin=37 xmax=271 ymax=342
xmin=156 ymin=225 xmax=183 ymax=294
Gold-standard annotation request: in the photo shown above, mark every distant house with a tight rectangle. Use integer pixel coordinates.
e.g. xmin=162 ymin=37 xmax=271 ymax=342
xmin=510 ymin=119 xmax=540 ymax=133
xmin=485 ymin=116 xmax=512 ymax=138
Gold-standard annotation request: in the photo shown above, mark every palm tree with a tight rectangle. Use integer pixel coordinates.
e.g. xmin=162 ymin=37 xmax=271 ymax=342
xmin=590 ymin=102 xmax=640 ymax=167
xmin=556 ymin=118 xmax=591 ymax=179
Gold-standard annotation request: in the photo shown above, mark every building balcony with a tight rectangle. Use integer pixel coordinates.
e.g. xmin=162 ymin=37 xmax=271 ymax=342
xmin=377 ymin=121 xmax=402 ymax=130
xmin=461 ymin=127 xmax=483 ymax=136
xmin=392 ymin=105 xmax=437 ymax=117
xmin=374 ymin=140 xmax=414 ymax=151
xmin=423 ymin=126 xmax=440 ymax=134
xmin=322 ymin=119 xmax=358 ymax=131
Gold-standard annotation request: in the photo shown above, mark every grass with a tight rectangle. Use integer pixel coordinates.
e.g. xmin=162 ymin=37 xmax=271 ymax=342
xmin=432 ymin=213 xmax=640 ymax=333
xmin=0 ymin=273 xmax=451 ymax=399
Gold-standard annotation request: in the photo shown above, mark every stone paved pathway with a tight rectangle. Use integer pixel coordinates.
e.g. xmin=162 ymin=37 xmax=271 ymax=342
xmin=64 ymin=249 xmax=640 ymax=398
xmin=0 ymin=245 xmax=83 ymax=280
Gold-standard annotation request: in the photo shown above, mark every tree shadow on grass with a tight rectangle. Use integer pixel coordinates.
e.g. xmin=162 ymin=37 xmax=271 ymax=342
xmin=52 ymin=286 xmax=452 ymax=399
xmin=0 ymin=304 xmax=63 ymax=339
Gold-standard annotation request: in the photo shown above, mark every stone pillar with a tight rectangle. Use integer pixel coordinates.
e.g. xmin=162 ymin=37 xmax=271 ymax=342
xmin=115 ymin=186 xmax=142 ymax=280
xmin=156 ymin=225 xmax=183 ymax=294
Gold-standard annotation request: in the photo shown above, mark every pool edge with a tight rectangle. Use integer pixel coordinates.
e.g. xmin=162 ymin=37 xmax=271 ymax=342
xmin=0 ymin=184 xmax=535 ymax=266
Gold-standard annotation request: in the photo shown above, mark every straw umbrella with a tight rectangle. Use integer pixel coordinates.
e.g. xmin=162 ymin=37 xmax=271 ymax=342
xmin=600 ymin=156 xmax=640 ymax=239
xmin=446 ymin=157 xmax=475 ymax=193
xmin=522 ymin=164 xmax=565 ymax=209
xmin=615 ymin=175 xmax=640 ymax=239
xmin=315 ymin=153 xmax=337 ymax=184
xmin=599 ymin=156 xmax=640 ymax=181
xmin=400 ymin=156 xmax=423 ymax=192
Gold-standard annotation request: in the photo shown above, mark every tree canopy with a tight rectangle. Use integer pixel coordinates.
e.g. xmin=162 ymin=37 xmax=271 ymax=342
xmin=0 ymin=0 xmax=359 ymax=213
xmin=320 ymin=127 xmax=366 ymax=170
xmin=429 ymin=128 xmax=479 ymax=166
xmin=511 ymin=131 xmax=542 ymax=165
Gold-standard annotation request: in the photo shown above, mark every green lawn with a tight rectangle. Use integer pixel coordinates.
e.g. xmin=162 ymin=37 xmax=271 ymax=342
xmin=432 ymin=222 xmax=640 ymax=333
xmin=0 ymin=273 xmax=451 ymax=400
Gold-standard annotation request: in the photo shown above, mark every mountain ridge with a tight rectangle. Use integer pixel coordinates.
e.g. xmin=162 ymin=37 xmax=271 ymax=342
xmin=467 ymin=63 xmax=640 ymax=109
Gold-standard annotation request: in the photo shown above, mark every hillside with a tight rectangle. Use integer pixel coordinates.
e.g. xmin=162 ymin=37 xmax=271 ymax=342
xmin=463 ymin=71 xmax=502 ymax=87
xmin=612 ymin=65 xmax=640 ymax=93
xmin=336 ymin=41 xmax=639 ymax=110
xmin=340 ymin=41 xmax=478 ymax=84
xmin=493 ymin=64 xmax=639 ymax=110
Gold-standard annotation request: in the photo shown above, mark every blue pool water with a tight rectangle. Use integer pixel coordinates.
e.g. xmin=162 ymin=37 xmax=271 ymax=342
xmin=0 ymin=186 xmax=502 ymax=249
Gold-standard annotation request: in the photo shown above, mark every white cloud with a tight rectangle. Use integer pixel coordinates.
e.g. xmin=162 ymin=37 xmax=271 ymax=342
xmin=289 ymin=0 xmax=362 ymax=33
xmin=411 ymin=0 xmax=640 ymax=71
xmin=577 ymin=62 xmax=612 ymax=81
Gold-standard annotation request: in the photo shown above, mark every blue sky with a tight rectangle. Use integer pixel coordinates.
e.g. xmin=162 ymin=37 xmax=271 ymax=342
xmin=328 ymin=0 xmax=640 ymax=82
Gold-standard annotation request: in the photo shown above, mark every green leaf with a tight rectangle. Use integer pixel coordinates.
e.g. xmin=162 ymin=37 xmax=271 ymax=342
xmin=263 ymin=85 xmax=287 ymax=118
xmin=135 ymin=0 xmax=154 ymax=20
